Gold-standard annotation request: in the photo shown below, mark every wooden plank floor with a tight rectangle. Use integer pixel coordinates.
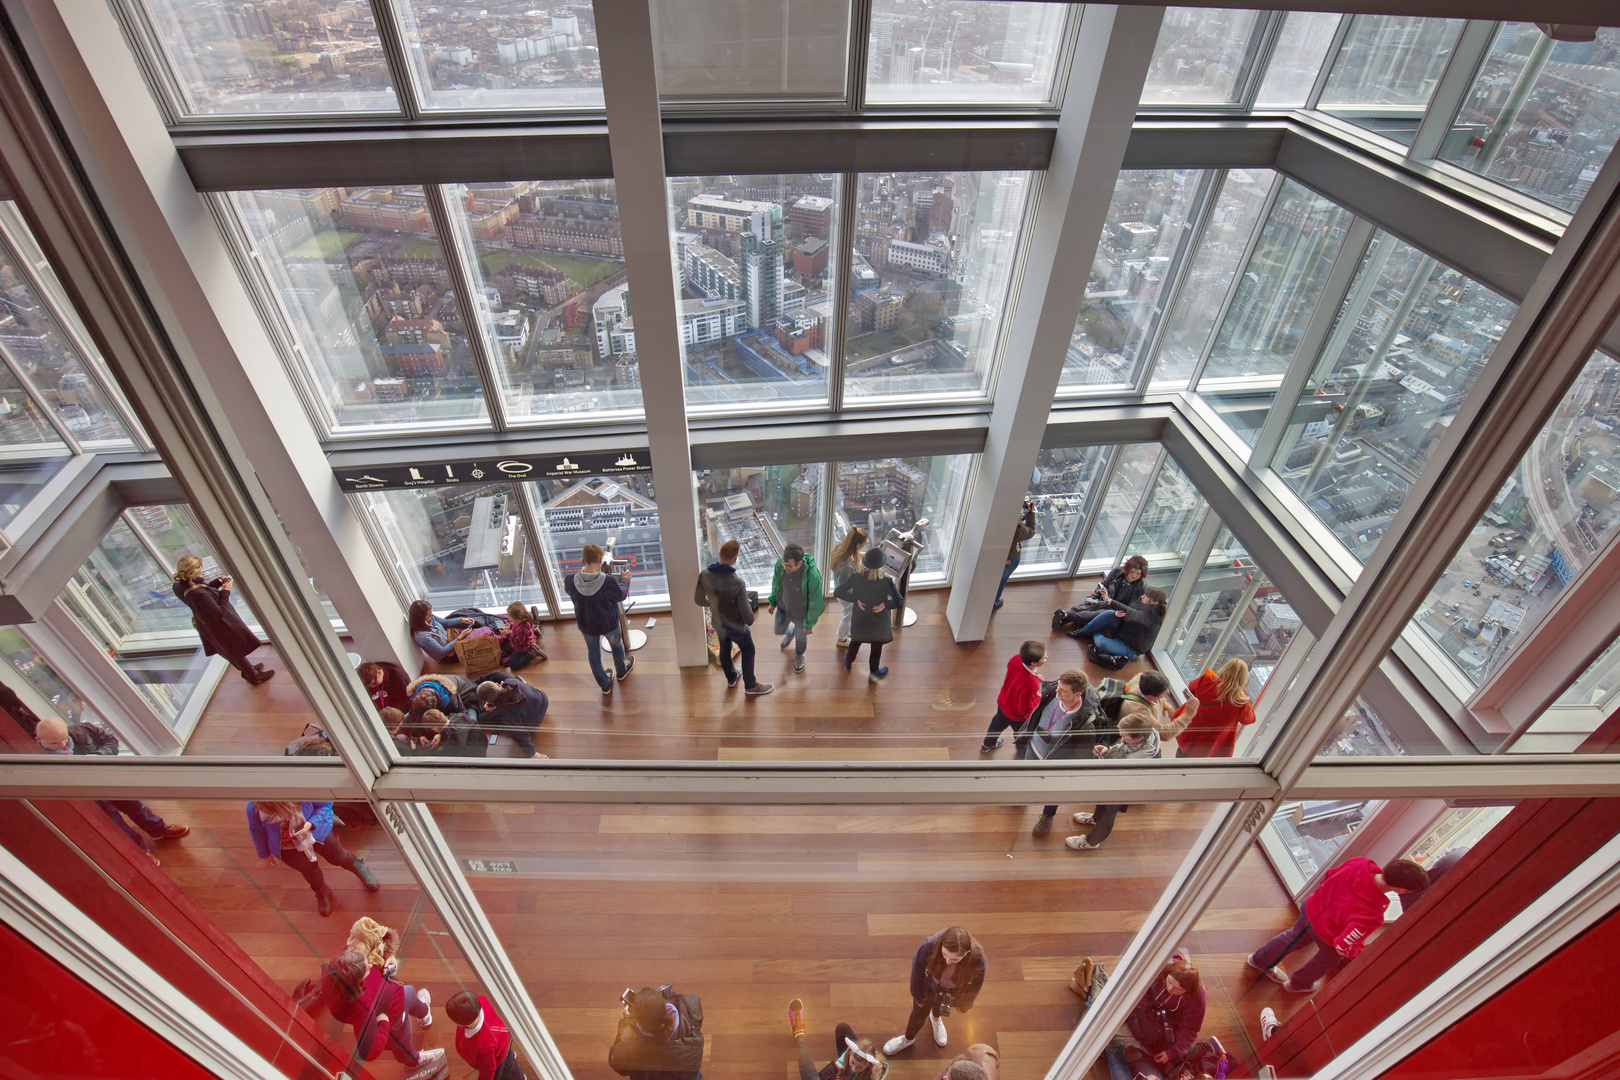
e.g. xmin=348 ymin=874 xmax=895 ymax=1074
xmin=185 ymin=578 xmax=1159 ymax=760
xmin=141 ymin=796 xmax=1300 ymax=1080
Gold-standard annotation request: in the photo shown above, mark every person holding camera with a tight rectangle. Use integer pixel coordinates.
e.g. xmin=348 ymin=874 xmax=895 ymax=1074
xmin=993 ymin=500 xmax=1038 ymax=612
xmin=1054 ymin=556 xmax=1149 ymax=636
xmin=567 ymin=542 xmax=634 ymax=695
xmin=883 ymin=926 xmax=986 ymax=1055
xmin=696 ymin=539 xmax=772 ymax=696
xmin=173 ymin=555 xmax=273 ymax=685
xmin=609 ymin=985 xmax=704 ymax=1080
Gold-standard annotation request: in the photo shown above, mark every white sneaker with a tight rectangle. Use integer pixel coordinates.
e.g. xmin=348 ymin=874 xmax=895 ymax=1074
xmin=1071 ymin=811 xmax=1095 ymax=826
xmin=930 ymin=1011 xmax=947 ymax=1047
xmin=405 ymin=1047 xmax=448 ymax=1080
xmin=415 ymin=987 xmax=432 ymax=1027
xmin=1260 ymin=1006 xmax=1280 ymax=1041
xmin=883 ymin=1034 xmax=914 ymax=1056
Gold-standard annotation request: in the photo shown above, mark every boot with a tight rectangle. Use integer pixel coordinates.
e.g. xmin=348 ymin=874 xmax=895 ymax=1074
xmin=351 ymin=858 xmax=380 ymax=892
xmin=315 ymin=886 xmax=334 ymax=917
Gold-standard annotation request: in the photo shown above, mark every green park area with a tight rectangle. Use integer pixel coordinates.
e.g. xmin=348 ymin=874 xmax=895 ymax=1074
xmin=479 ymin=248 xmax=622 ymax=290
xmin=848 ymin=325 xmax=930 ymax=360
xmin=284 ymin=230 xmax=362 ymax=259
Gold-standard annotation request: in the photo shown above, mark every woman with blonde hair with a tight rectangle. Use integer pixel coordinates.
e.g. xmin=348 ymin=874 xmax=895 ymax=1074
xmin=834 ymin=549 xmax=903 ymax=682
xmin=174 ymin=555 xmax=273 ymax=685
xmin=1174 ymin=657 xmax=1257 ymax=758
xmin=828 ymin=525 xmax=869 ymax=649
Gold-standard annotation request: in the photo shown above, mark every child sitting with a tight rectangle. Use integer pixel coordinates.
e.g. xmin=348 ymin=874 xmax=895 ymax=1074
xmin=500 ymin=602 xmax=546 ymax=669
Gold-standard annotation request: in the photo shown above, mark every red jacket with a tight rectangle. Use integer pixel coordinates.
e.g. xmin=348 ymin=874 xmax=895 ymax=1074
xmin=1175 ymin=670 xmax=1257 ymax=757
xmin=1305 ymin=857 xmax=1393 ymax=959
xmin=996 ymin=655 xmax=1042 ymax=722
xmin=455 ymin=995 xmax=513 ymax=1080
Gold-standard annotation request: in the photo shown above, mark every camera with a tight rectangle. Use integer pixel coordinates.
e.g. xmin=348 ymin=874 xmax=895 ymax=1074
xmin=934 ymin=990 xmax=957 ymax=1017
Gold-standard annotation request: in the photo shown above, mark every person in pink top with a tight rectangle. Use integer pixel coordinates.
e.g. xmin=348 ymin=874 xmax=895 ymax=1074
xmin=447 ymin=991 xmax=527 ymax=1080
xmin=980 ymin=641 xmax=1045 ymax=753
xmin=1246 ymin=857 xmax=1429 ymax=993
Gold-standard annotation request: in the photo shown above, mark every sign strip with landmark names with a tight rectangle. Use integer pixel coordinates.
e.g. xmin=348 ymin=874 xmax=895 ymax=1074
xmin=335 ymin=450 xmax=649 ymax=492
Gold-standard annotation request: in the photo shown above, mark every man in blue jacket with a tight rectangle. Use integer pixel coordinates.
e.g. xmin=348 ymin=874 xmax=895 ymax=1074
xmin=246 ymin=800 xmax=379 ymax=917
xmin=565 ymin=543 xmax=633 ymax=695
xmin=475 ymin=671 xmax=550 ymax=759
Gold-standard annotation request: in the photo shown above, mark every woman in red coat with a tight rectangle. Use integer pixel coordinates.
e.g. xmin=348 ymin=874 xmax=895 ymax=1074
xmin=1174 ymin=658 xmax=1255 ymax=758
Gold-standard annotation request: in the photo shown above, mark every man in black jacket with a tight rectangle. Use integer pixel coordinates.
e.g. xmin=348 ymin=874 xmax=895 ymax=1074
xmin=566 ymin=543 xmax=633 ymax=695
xmin=35 ymin=717 xmax=188 ymax=865
xmin=474 ymin=672 xmax=549 ymax=759
xmin=694 ymin=539 xmax=772 ymax=697
xmin=609 ymin=986 xmax=704 ymax=1080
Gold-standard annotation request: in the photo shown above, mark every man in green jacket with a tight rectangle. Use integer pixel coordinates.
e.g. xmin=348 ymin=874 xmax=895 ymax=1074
xmin=767 ymin=543 xmax=825 ymax=674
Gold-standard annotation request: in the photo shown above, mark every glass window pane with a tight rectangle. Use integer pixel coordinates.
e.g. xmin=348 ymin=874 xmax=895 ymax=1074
xmin=1317 ymin=16 xmax=1466 ymax=146
xmin=1019 ymin=445 xmax=1110 ymax=573
xmin=0 ymin=627 xmax=106 ymax=733
xmin=0 ymin=355 xmax=70 ymax=530
xmin=393 ymin=0 xmax=603 ymax=111
xmin=695 ymin=464 xmax=823 ymax=593
xmin=654 ymin=0 xmax=848 ymax=101
xmin=1557 ymin=637 xmax=1620 ymax=708
xmin=134 ymin=0 xmax=400 ymax=116
xmin=1410 ymin=349 xmax=1618 ymax=686
xmin=359 ymin=483 xmax=549 ymax=617
xmin=531 ymin=471 xmax=668 ymax=604
xmin=0 ymin=210 xmax=134 ymax=448
xmin=1139 ymin=8 xmax=1261 ymax=106
xmin=845 ymin=171 xmax=1032 ymax=403
xmin=1196 ymin=179 xmax=1355 ymax=448
xmin=1081 ymin=443 xmax=1162 ymax=565
xmin=231 ymin=186 xmax=490 ymax=433
xmin=864 ymin=0 xmax=1069 ymax=106
xmin=1150 ymin=168 xmax=1278 ymax=391
xmin=670 ymin=175 xmax=839 ymax=411
xmin=1123 ymin=456 xmax=1206 ymax=566
xmin=1437 ymin=24 xmax=1620 ymax=215
xmin=1317 ymin=694 xmax=1407 ymax=757
xmin=833 ymin=455 xmax=975 ymax=582
xmin=1059 ymin=170 xmax=1205 ymax=393
xmin=1271 ymin=233 xmax=1518 ymax=563
xmin=443 ymin=180 xmax=635 ymax=420
xmin=1254 ymin=12 xmax=1342 ymax=109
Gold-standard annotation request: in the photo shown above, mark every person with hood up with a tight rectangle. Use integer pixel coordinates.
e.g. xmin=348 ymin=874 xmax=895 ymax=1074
xmin=565 ymin=543 xmax=633 ymax=695
xmin=695 ymin=538 xmax=773 ymax=696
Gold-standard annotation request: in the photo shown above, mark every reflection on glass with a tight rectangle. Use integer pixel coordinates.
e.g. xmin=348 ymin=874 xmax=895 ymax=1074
xmin=1272 ymin=234 xmax=1518 ymax=563
xmin=1150 ymin=168 xmax=1277 ymax=390
xmin=864 ymin=0 xmax=1069 ymax=105
xmin=1317 ymin=695 xmax=1406 ymax=757
xmin=0 ymin=213 xmax=133 ymax=448
xmin=834 ymin=455 xmax=974 ymax=581
xmin=1196 ymin=179 xmax=1354 ymax=447
xmin=670 ymin=175 xmax=839 ymax=410
xmin=1272 ymin=798 xmax=1382 ymax=880
xmin=0 ymin=354 xmax=71 ymax=530
xmin=360 ymin=484 xmax=548 ymax=614
xmin=1021 ymin=445 xmax=1109 ymax=571
xmin=695 ymin=464 xmax=823 ymax=593
xmin=1060 ymin=170 xmax=1204 ymax=392
xmin=654 ymin=0 xmax=848 ymax=101
xmin=1411 ymin=350 xmax=1619 ymax=685
xmin=1139 ymin=8 xmax=1261 ymax=105
xmin=1437 ymin=24 xmax=1620 ymax=215
xmin=1556 ymin=637 xmax=1620 ymax=708
xmin=393 ymin=0 xmax=603 ymax=111
xmin=1317 ymin=16 xmax=1465 ymax=144
xmin=1122 ymin=457 xmax=1206 ymax=567
xmin=0 ymin=626 xmax=104 ymax=732
xmin=530 ymin=473 xmax=668 ymax=603
xmin=1082 ymin=443 xmax=1162 ymax=565
xmin=846 ymin=172 xmax=1032 ymax=402
xmin=136 ymin=0 xmax=399 ymax=116
xmin=1254 ymin=12 xmax=1342 ymax=109
xmin=444 ymin=180 xmax=635 ymax=419
xmin=233 ymin=187 xmax=488 ymax=432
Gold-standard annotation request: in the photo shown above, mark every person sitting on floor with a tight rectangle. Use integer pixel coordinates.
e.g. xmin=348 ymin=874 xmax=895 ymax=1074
xmin=474 ymin=671 xmax=549 ymax=759
xmin=499 ymin=602 xmax=546 ymax=669
xmin=357 ymin=660 xmax=410 ymax=713
xmin=1054 ymin=555 xmax=1149 ymax=635
xmin=1077 ymin=587 xmax=1167 ymax=670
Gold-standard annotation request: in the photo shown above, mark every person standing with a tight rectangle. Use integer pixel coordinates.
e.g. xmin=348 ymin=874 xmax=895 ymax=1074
xmin=935 ymin=1047 xmax=999 ymax=1080
xmin=993 ymin=500 xmax=1037 ymax=611
xmin=246 ymin=799 xmax=379 ymax=917
xmin=980 ymin=640 xmax=1045 ymax=753
xmin=1175 ymin=659 xmax=1255 ymax=758
xmin=835 ymin=550 xmax=904 ymax=682
xmin=446 ymin=990 xmax=527 ymax=1080
xmin=827 ymin=526 xmax=868 ymax=650
xmin=883 ymin=926 xmax=985 ymax=1055
xmin=1017 ymin=670 xmax=1102 ymax=838
xmin=696 ymin=539 xmax=773 ymax=696
xmin=787 ymin=998 xmax=884 ymax=1080
xmin=768 ymin=543 xmax=825 ymax=675
xmin=1247 ymin=856 xmax=1429 ymax=993
xmin=35 ymin=716 xmax=188 ymax=866
xmin=173 ymin=556 xmax=273 ymax=685
xmin=1064 ymin=713 xmax=1162 ymax=851
xmin=566 ymin=543 xmax=634 ymax=695
xmin=319 ymin=946 xmax=444 ymax=1079
xmin=608 ymin=986 xmax=704 ymax=1080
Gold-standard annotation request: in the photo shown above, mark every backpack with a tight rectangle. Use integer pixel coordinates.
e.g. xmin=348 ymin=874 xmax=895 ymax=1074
xmin=1088 ymin=643 xmax=1130 ymax=670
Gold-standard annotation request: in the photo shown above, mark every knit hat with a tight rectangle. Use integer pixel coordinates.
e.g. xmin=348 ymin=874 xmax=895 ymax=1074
xmin=862 ymin=549 xmax=885 ymax=569
xmin=347 ymin=916 xmax=401 ymax=970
